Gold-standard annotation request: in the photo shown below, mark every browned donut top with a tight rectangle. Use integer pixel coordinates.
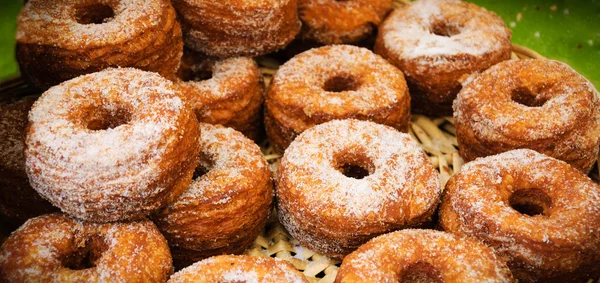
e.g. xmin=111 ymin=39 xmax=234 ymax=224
xmin=17 ymin=0 xmax=172 ymax=48
xmin=0 ymin=97 xmax=35 ymax=174
xmin=454 ymin=59 xmax=600 ymax=142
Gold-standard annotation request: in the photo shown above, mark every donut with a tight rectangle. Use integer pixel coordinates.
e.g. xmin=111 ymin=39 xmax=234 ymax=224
xmin=440 ymin=149 xmax=600 ymax=282
xmin=298 ymin=0 xmax=393 ymax=45
xmin=0 ymin=97 xmax=57 ymax=229
xmin=0 ymin=213 xmax=173 ymax=282
xmin=172 ymin=0 xmax=301 ymax=57
xmin=152 ymin=123 xmax=273 ymax=269
xmin=176 ymin=49 xmax=265 ymax=142
xmin=265 ymin=45 xmax=411 ymax=153
xmin=336 ymin=229 xmax=514 ymax=282
xmin=453 ymin=59 xmax=600 ymax=173
xmin=375 ymin=0 xmax=511 ymax=115
xmin=25 ymin=68 xmax=200 ymax=222
xmin=167 ymin=255 xmax=308 ymax=283
xmin=277 ymin=119 xmax=441 ymax=258
xmin=16 ymin=0 xmax=183 ymax=90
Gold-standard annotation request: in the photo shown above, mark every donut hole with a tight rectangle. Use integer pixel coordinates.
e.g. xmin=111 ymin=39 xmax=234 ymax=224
xmin=430 ymin=21 xmax=462 ymax=37
xmin=85 ymin=106 xmax=132 ymax=131
xmin=62 ymin=236 xmax=107 ymax=270
xmin=511 ymin=87 xmax=548 ymax=107
xmin=75 ymin=4 xmax=115 ymax=25
xmin=509 ymin=189 xmax=552 ymax=217
xmin=193 ymin=153 xmax=216 ymax=179
xmin=323 ymin=74 xmax=361 ymax=92
xmin=334 ymin=152 xmax=374 ymax=179
xmin=179 ymin=66 xmax=214 ymax=82
xmin=401 ymin=262 xmax=443 ymax=283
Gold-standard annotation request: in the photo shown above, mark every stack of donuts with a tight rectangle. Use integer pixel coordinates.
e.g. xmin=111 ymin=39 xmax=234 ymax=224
xmin=1 ymin=0 xmax=600 ymax=282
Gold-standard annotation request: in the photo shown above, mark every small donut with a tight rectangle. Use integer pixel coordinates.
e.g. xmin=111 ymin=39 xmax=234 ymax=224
xmin=277 ymin=119 xmax=441 ymax=258
xmin=454 ymin=59 xmax=600 ymax=173
xmin=0 ymin=97 xmax=57 ymax=229
xmin=0 ymin=213 xmax=172 ymax=282
xmin=375 ymin=0 xmax=511 ymax=115
xmin=440 ymin=149 xmax=600 ymax=282
xmin=167 ymin=255 xmax=308 ymax=283
xmin=172 ymin=0 xmax=301 ymax=57
xmin=16 ymin=0 xmax=183 ymax=90
xmin=25 ymin=68 xmax=200 ymax=222
xmin=152 ymin=123 xmax=273 ymax=269
xmin=265 ymin=45 xmax=411 ymax=153
xmin=298 ymin=0 xmax=393 ymax=45
xmin=176 ymin=49 xmax=265 ymax=142
xmin=336 ymin=229 xmax=514 ymax=282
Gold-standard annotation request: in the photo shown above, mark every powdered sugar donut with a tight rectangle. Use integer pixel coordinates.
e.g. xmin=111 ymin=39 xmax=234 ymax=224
xmin=17 ymin=0 xmax=182 ymax=89
xmin=0 ymin=213 xmax=173 ymax=282
xmin=440 ymin=149 xmax=600 ymax=282
xmin=25 ymin=68 xmax=200 ymax=222
xmin=265 ymin=45 xmax=410 ymax=153
xmin=152 ymin=124 xmax=273 ymax=269
xmin=277 ymin=119 xmax=441 ymax=258
xmin=168 ymin=255 xmax=308 ymax=283
xmin=375 ymin=0 xmax=511 ymax=115
xmin=336 ymin=229 xmax=513 ymax=282
xmin=173 ymin=0 xmax=301 ymax=57
xmin=454 ymin=59 xmax=600 ymax=173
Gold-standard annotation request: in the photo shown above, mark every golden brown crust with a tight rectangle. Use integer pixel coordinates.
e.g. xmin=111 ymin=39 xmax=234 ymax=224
xmin=152 ymin=124 xmax=273 ymax=269
xmin=168 ymin=255 xmax=308 ymax=282
xmin=0 ymin=213 xmax=173 ymax=282
xmin=336 ymin=229 xmax=514 ymax=282
xmin=173 ymin=0 xmax=301 ymax=57
xmin=440 ymin=149 xmax=600 ymax=283
xmin=265 ymin=45 xmax=411 ymax=154
xmin=453 ymin=59 xmax=600 ymax=173
xmin=24 ymin=68 xmax=200 ymax=223
xmin=298 ymin=0 xmax=393 ymax=45
xmin=16 ymin=0 xmax=183 ymax=90
xmin=277 ymin=120 xmax=441 ymax=258
xmin=176 ymin=49 xmax=265 ymax=142
xmin=374 ymin=0 xmax=511 ymax=115
xmin=0 ymin=97 xmax=58 ymax=229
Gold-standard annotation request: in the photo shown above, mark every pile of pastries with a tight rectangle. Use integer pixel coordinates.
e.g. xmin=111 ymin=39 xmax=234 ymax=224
xmin=1 ymin=0 xmax=599 ymax=282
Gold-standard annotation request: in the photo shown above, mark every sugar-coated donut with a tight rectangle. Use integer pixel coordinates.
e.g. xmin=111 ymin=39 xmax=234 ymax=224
xmin=0 ymin=97 xmax=57 ymax=229
xmin=176 ymin=49 xmax=265 ymax=142
xmin=440 ymin=149 xmax=600 ymax=282
xmin=375 ymin=0 xmax=511 ymax=115
xmin=298 ymin=0 xmax=393 ymax=45
xmin=265 ymin=45 xmax=411 ymax=153
xmin=172 ymin=0 xmax=301 ymax=57
xmin=16 ymin=0 xmax=182 ymax=90
xmin=454 ymin=59 xmax=600 ymax=173
xmin=25 ymin=68 xmax=200 ymax=223
xmin=0 ymin=213 xmax=173 ymax=282
xmin=152 ymin=123 xmax=273 ymax=269
xmin=277 ymin=119 xmax=441 ymax=258
xmin=336 ymin=229 xmax=514 ymax=282
xmin=168 ymin=255 xmax=308 ymax=283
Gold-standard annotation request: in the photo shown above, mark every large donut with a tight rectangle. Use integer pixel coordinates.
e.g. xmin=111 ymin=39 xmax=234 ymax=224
xmin=336 ymin=229 xmax=514 ymax=282
xmin=0 ymin=97 xmax=57 ymax=229
xmin=454 ymin=59 xmax=600 ymax=173
xmin=298 ymin=0 xmax=393 ymax=45
xmin=152 ymin=123 xmax=273 ymax=269
xmin=375 ymin=0 xmax=511 ymax=115
xmin=277 ymin=119 xmax=441 ymax=258
xmin=265 ymin=45 xmax=411 ymax=153
xmin=172 ymin=0 xmax=301 ymax=57
xmin=176 ymin=49 xmax=265 ymax=142
xmin=440 ymin=149 xmax=600 ymax=282
xmin=0 ymin=213 xmax=173 ymax=282
xmin=16 ymin=0 xmax=182 ymax=90
xmin=168 ymin=255 xmax=308 ymax=283
xmin=25 ymin=68 xmax=200 ymax=223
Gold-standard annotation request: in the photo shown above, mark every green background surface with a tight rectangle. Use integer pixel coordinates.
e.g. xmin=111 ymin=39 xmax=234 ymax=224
xmin=1 ymin=1 xmax=599 ymax=89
